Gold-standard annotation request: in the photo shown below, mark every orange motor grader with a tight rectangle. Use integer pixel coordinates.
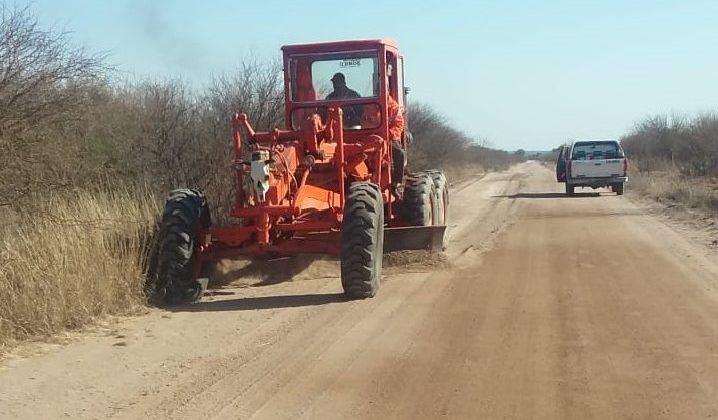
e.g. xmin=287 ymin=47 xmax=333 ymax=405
xmin=151 ymin=39 xmax=448 ymax=304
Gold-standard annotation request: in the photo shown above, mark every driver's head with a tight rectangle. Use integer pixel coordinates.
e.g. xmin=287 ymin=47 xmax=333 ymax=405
xmin=330 ymin=72 xmax=346 ymax=90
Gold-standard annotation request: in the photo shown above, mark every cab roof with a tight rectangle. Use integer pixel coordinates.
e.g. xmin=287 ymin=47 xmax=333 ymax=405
xmin=281 ymin=39 xmax=399 ymax=55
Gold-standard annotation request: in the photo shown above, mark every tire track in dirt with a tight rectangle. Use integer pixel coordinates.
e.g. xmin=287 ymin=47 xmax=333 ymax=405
xmin=141 ymin=171 xmax=523 ymax=419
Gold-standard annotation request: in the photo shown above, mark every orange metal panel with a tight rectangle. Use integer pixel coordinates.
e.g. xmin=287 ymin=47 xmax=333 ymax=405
xmin=294 ymin=185 xmax=341 ymax=214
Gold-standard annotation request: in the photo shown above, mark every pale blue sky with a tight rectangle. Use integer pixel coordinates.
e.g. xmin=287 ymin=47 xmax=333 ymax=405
xmin=26 ymin=0 xmax=718 ymax=150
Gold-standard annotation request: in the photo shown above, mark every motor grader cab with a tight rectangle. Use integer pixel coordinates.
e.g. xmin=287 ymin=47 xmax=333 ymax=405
xmin=150 ymin=39 xmax=449 ymax=304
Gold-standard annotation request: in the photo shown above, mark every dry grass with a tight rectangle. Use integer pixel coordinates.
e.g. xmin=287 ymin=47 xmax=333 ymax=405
xmin=0 ymin=191 xmax=159 ymax=353
xmin=442 ymin=164 xmax=486 ymax=185
xmin=629 ymin=167 xmax=718 ymax=215
xmin=0 ymin=163 xmax=492 ymax=354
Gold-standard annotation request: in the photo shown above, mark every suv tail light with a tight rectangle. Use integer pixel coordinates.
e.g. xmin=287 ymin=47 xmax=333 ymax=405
xmin=624 ymin=159 xmax=628 ymax=176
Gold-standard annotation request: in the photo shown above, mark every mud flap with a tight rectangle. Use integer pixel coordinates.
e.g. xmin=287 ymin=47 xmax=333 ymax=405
xmin=383 ymin=226 xmax=447 ymax=253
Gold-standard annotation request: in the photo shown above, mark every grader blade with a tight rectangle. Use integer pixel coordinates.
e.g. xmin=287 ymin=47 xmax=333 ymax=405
xmin=383 ymin=226 xmax=447 ymax=253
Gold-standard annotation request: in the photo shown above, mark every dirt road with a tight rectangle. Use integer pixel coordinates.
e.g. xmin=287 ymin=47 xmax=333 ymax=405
xmin=2 ymin=161 xmax=718 ymax=419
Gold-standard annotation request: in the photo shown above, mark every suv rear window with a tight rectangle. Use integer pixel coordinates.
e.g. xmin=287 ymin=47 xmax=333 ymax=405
xmin=571 ymin=141 xmax=623 ymax=160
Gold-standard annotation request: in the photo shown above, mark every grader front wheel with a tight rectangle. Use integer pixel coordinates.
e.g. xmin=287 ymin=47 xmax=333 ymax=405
xmin=341 ymin=182 xmax=384 ymax=299
xmin=151 ymin=189 xmax=209 ymax=304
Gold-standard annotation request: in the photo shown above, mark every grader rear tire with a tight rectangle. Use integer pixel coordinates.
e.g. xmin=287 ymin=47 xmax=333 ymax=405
xmin=424 ymin=170 xmax=449 ymax=225
xmin=423 ymin=170 xmax=449 ymax=250
xmin=341 ymin=182 xmax=384 ymax=299
xmin=152 ymin=189 xmax=210 ymax=304
xmin=403 ymin=173 xmax=437 ymax=226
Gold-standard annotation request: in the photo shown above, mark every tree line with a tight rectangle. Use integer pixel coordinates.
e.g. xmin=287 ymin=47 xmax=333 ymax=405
xmin=621 ymin=113 xmax=718 ymax=177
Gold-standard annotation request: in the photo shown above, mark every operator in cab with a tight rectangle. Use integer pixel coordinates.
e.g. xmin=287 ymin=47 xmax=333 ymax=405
xmin=326 ymin=72 xmax=361 ymax=100
xmin=326 ymin=72 xmax=362 ymax=127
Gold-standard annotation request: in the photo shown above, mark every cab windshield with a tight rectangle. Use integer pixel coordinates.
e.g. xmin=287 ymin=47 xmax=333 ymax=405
xmin=288 ymin=50 xmax=380 ymax=103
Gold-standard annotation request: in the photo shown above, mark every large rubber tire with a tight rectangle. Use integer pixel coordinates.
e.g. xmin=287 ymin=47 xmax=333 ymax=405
xmin=613 ymin=182 xmax=625 ymax=196
xmin=341 ymin=182 xmax=384 ymax=299
xmin=403 ymin=173 xmax=437 ymax=226
xmin=152 ymin=189 xmax=210 ymax=304
xmin=423 ymin=170 xmax=449 ymax=225
xmin=420 ymin=170 xmax=449 ymax=250
xmin=565 ymin=183 xmax=575 ymax=196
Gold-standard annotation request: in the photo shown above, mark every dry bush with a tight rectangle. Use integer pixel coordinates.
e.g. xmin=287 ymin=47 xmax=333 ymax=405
xmin=0 ymin=5 xmax=106 ymax=134
xmin=537 ymin=147 xmax=561 ymax=163
xmin=0 ymin=5 xmax=106 ymax=206
xmin=200 ymin=60 xmax=284 ymax=221
xmin=205 ymin=58 xmax=285 ymax=131
xmin=439 ymin=164 xmax=486 ymax=185
xmin=87 ymin=62 xmax=285 ymax=222
xmin=621 ymin=113 xmax=718 ymax=213
xmin=628 ymin=164 xmax=718 ymax=214
xmin=622 ymin=113 xmax=718 ymax=177
xmin=408 ymin=102 xmax=522 ymax=179
xmin=124 ymin=80 xmax=210 ymax=189
xmin=0 ymin=191 xmax=159 ymax=351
